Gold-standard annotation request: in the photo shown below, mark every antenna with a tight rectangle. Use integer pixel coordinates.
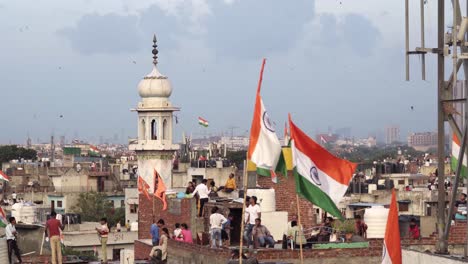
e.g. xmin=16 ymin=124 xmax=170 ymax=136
xmin=405 ymin=0 xmax=468 ymax=255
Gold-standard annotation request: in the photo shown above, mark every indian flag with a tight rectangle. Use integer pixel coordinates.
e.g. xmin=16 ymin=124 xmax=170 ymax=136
xmin=0 ymin=207 xmax=7 ymax=228
xmin=248 ymin=59 xmax=286 ymax=183
xmin=451 ymin=133 xmax=467 ymax=177
xmin=89 ymin=145 xmax=100 ymax=156
xmin=289 ymin=115 xmax=357 ymax=219
xmin=382 ymin=189 xmax=402 ymax=264
xmin=198 ymin=117 xmax=209 ymax=127
xmin=0 ymin=170 xmax=10 ymax=182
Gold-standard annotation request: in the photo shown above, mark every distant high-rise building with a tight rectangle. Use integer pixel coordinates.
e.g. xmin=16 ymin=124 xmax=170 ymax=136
xmin=335 ymin=127 xmax=352 ymax=139
xmin=385 ymin=125 xmax=400 ymax=144
xmin=407 ymin=132 xmax=437 ymax=151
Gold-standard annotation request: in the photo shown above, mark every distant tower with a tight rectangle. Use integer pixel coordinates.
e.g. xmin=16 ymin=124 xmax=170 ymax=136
xmin=129 ymin=35 xmax=179 ymax=190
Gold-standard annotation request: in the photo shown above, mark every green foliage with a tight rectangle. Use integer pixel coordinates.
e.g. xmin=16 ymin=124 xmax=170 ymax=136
xmin=333 ymin=219 xmax=355 ymax=234
xmin=226 ymin=150 xmax=246 ymax=168
xmin=0 ymin=145 xmax=37 ymax=168
xmin=331 ymin=145 xmax=425 ymax=164
xmin=71 ymin=192 xmax=125 ymax=227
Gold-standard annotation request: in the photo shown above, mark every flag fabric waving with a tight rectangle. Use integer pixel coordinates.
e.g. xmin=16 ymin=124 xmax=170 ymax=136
xmin=451 ymin=133 xmax=467 ymax=178
xmin=89 ymin=145 xmax=100 ymax=157
xmin=0 ymin=170 xmax=10 ymax=182
xmin=153 ymin=169 xmax=167 ymax=210
xmin=289 ymin=114 xmax=357 ymax=219
xmin=137 ymin=175 xmax=151 ymax=200
xmin=0 ymin=207 xmax=7 ymax=227
xmin=382 ymin=189 xmax=402 ymax=264
xmin=198 ymin=117 xmax=209 ymax=127
xmin=248 ymin=58 xmax=286 ymax=183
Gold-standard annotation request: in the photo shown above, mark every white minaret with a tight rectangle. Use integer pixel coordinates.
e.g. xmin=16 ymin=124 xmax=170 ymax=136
xmin=129 ymin=35 xmax=179 ymax=190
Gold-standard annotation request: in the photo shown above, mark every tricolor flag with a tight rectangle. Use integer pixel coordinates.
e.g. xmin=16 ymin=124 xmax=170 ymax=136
xmin=89 ymin=145 xmax=100 ymax=157
xmin=289 ymin=114 xmax=357 ymax=219
xmin=248 ymin=59 xmax=286 ymax=183
xmin=0 ymin=170 xmax=10 ymax=182
xmin=153 ymin=169 xmax=167 ymax=211
xmin=198 ymin=117 xmax=209 ymax=127
xmin=0 ymin=207 xmax=7 ymax=228
xmin=382 ymin=189 xmax=402 ymax=264
xmin=138 ymin=175 xmax=151 ymax=200
xmin=451 ymin=133 xmax=467 ymax=177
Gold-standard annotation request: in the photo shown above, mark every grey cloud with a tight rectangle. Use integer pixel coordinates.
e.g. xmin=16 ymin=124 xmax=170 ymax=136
xmin=341 ymin=14 xmax=380 ymax=57
xmin=57 ymin=13 xmax=143 ymax=55
xmin=137 ymin=4 xmax=188 ymax=48
xmin=205 ymin=0 xmax=315 ymax=58
xmin=57 ymin=4 xmax=189 ymax=55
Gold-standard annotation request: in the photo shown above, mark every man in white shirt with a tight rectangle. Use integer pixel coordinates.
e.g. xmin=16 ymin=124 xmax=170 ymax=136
xmin=209 ymin=206 xmax=228 ymax=248
xmin=192 ymin=179 xmax=210 ymax=217
xmin=6 ymin=216 xmax=22 ymax=264
xmin=244 ymin=196 xmax=261 ymax=247
xmin=11 ymin=191 xmax=17 ymax=204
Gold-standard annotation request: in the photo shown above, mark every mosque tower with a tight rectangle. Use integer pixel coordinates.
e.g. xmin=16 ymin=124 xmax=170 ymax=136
xmin=129 ymin=35 xmax=179 ymax=190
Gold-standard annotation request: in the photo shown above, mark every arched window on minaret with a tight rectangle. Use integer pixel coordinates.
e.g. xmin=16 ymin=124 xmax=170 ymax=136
xmin=141 ymin=119 xmax=146 ymax=140
xmin=162 ymin=119 xmax=168 ymax=140
xmin=151 ymin=119 xmax=158 ymax=140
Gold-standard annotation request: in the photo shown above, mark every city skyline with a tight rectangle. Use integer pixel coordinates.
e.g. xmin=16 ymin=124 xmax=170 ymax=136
xmin=0 ymin=0 xmax=440 ymax=144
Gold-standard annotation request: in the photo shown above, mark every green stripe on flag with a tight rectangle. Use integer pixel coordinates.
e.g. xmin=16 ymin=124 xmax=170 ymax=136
xmin=275 ymin=150 xmax=287 ymax=178
xmin=451 ymin=156 xmax=468 ymax=178
xmin=256 ymin=150 xmax=288 ymax=181
xmin=294 ymin=168 xmax=344 ymax=220
xmin=256 ymin=167 xmax=272 ymax=177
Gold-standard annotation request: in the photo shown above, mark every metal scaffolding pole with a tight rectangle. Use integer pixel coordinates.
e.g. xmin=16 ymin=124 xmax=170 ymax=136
xmin=436 ymin=0 xmax=448 ymax=254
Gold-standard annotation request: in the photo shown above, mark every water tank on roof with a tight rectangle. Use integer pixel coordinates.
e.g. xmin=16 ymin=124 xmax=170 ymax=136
xmin=11 ymin=203 xmax=37 ymax=224
xmin=246 ymin=189 xmax=276 ymax=212
xmin=131 ymin=222 xmax=138 ymax=231
xmin=365 ymin=206 xmax=389 ymax=238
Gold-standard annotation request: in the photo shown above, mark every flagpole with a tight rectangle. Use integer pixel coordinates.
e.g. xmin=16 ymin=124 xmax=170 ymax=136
xmin=296 ymin=194 xmax=304 ymax=264
xmin=239 ymin=159 xmax=248 ymax=264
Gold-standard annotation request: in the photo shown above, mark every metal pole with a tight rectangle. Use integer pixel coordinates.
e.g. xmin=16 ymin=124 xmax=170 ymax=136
xmin=436 ymin=0 xmax=448 ymax=254
xmin=443 ymin=122 xmax=467 ymax=239
xmin=296 ymin=194 xmax=304 ymax=264
xmin=239 ymin=159 xmax=248 ymax=264
xmin=406 ymin=0 xmax=410 ymax=81
xmin=420 ymin=0 xmax=426 ymax=80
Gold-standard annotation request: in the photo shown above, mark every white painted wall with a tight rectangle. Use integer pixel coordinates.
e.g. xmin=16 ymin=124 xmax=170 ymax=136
xmin=402 ymin=249 xmax=466 ymax=264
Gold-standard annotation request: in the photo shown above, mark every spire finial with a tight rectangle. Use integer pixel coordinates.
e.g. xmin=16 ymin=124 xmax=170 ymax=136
xmin=152 ymin=34 xmax=158 ymax=65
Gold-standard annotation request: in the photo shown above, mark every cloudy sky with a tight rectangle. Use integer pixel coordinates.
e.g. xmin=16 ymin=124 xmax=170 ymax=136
xmin=0 ymin=0 xmax=453 ymax=144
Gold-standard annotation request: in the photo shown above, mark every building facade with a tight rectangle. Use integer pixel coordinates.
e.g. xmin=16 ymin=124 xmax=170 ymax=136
xmin=385 ymin=125 xmax=400 ymax=144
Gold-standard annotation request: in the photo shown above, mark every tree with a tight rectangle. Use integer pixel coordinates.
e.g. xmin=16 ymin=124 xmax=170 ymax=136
xmin=226 ymin=150 xmax=246 ymax=168
xmin=0 ymin=145 xmax=37 ymax=168
xmin=71 ymin=192 xmax=124 ymax=228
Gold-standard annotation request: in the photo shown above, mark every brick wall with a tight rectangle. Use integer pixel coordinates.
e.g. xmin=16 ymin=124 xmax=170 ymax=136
xmin=135 ymin=238 xmax=383 ymax=263
xmin=138 ymin=194 xmax=197 ymax=240
xmin=257 ymin=173 xmax=317 ymax=229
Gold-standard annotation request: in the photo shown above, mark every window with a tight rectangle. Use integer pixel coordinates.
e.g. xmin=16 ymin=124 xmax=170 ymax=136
xmin=162 ymin=119 xmax=168 ymax=140
xmin=57 ymin=201 xmax=63 ymax=208
xmin=140 ymin=119 xmax=146 ymax=140
xmin=398 ymin=203 xmax=409 ymax=212
xmin=398 ymin=180 xmax=405 ymax=185
xmin=121 ymin=200 xmax=125 ymax=208
xmin=130 ymin=204 xmax=138 ymax=213
xmin=151 ymin=119 xmax=158 ymax=140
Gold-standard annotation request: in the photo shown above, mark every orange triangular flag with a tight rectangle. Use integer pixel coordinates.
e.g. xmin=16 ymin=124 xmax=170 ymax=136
xmin=382 ymin=189 xmax=402 ymax=264
xmin=137 ymin=175 xmax=151 ymax=200
xmin=154 ymin=169 xmax=167 ymax=210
